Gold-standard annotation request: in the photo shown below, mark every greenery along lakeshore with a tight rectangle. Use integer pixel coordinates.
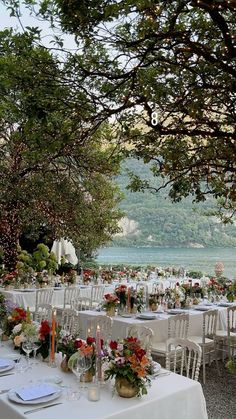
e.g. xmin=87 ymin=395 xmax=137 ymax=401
xmin=112 ymin=159 xmax=236 ymax=248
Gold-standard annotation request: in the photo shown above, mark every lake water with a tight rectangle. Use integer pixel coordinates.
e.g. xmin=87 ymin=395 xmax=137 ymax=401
xmin=96 ymin=247 xmax=236 ymax=279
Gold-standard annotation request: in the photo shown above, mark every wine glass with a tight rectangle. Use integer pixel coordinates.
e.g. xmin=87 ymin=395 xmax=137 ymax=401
xmin=22 ymin=341 xmax=34 ymax=369
xmin=71 ymin=355 xmax=92 ymax=395
xmin=31 ymin=340 xmax=41 ymax=364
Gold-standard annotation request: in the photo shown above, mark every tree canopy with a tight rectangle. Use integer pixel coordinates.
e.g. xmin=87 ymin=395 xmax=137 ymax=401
xmin=0 ymin=28 xmax=122 ymax=270
xmin=15 ymin=0 xmax=235 ymax=220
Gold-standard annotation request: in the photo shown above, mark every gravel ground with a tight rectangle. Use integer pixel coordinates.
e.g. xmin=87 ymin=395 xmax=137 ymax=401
xmin=199 ymin=361 xmax=236 ymax=419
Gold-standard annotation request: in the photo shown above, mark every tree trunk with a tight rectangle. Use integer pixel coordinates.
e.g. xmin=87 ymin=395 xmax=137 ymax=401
xmin=0 ymin=209 xmax=20 ymax=271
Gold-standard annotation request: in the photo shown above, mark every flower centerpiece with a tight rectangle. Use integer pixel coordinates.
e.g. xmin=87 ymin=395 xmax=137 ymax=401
xmin=57 ymin=331 xmax=80 ymax=371
xmin=104 ymin=336 xmax=151 ymax=398
xmin=115 ymin=284 xmax=127 ymax=313
xmin=65 ymin=269 xmax=77 ymax=285
xmin=1 ymin=271 xmax=18 ymax=288
xmin=102 ymin=293 xmax=119 ymax=316
xmin=4 ymin=306 xmax=27 ymax=338
xmin=68 ymin=337 xmax=97 ymax=381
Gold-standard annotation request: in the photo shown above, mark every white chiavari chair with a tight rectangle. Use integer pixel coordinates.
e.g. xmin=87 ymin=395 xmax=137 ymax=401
xmin=166 ymin=337 xmax=202 ymax=381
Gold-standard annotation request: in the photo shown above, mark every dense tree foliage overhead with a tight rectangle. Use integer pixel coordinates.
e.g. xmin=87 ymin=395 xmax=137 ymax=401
xmin=0 ymin=29 xmax=122 ymax=270
xmin=10 ymin=0 xmax=235 ymax=220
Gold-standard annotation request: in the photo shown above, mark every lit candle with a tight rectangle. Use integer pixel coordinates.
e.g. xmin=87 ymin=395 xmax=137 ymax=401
xmin=87 ymin=328 xmax=91 ymax=338
xmin=96 ymin=325 xmax=102 ymax=380
xmin=50 ymin=308 xmax=57 ymax=363
xmin=96 ymin=325 xmax=101 ymax=355
xmin=88 ymin=384 xmax=100 ymax=401
xmin=127 ymin=288 xmax=131 ymax=312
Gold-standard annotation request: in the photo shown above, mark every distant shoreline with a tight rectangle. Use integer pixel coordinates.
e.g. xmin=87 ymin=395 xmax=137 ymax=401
xmin=96 ymin=246 xmax=236 ymax=278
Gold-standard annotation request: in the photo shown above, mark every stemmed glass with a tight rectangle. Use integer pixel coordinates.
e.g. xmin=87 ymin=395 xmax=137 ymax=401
xmin=31 ymin=341 xmax=41 ymax=364
xmin=71 ymin=355 xmax=92 ymax=395
xmin=22 ymin=341 xmax=34 ymax=370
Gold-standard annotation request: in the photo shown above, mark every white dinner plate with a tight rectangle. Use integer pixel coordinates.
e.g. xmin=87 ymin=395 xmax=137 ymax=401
xmin=120 ymin=314 xmax=133 ymax=318
xmin=14 ymin=289 xmax=35 ymax=292
xmin=167 ymin=309 xmax=184 ymax=315
xmin=217 ymin=302 xmax=234 ymax=307
xmin=0 ymin=358 xmax=15 ymax=373
xmin=136 ymin=313 xmax=156 ymax=320
xmin=8 ymin=384 xmax=62 ymax=405
xmin=194 ymin=306 xmax=210 ymax=311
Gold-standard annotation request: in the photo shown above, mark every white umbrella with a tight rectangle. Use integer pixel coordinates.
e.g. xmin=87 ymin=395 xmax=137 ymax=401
xmin=51 ymin=238 xmax=78 ymax=265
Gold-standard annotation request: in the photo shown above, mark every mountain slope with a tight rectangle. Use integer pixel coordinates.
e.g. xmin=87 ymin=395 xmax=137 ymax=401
xmin=112 ymin=159 xmax=236 ymax=247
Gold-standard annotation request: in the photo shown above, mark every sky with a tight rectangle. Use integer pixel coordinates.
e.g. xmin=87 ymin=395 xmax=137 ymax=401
xmin=0 ymin=2 xmax=76 ymax=50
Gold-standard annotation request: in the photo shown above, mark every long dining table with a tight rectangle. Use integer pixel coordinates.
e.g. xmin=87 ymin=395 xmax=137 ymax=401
xmin=77 ymin=303 xmax=230 ymax=342
xmin=0 ymin=342 xmax=208 ymax=419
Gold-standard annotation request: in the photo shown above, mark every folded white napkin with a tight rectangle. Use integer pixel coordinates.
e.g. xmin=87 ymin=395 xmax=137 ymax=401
xmin=0 ymin=359 xmax=10 ymax=369
xmin=17 ymin=384 xmax=57 ymax=401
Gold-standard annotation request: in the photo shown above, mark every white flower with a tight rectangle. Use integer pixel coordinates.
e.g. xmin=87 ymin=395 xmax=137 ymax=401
xmin=12 ymin=323 xmax=22 ymax=334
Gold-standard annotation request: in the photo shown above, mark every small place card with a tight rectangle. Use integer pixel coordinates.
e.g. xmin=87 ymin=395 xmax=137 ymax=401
xmin=17 ymin=384 xmax=57 ymax=401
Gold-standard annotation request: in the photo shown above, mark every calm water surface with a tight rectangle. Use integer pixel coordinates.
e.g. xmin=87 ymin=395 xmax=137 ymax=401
xmin=96 ymin=247 xmax=236 ymax=279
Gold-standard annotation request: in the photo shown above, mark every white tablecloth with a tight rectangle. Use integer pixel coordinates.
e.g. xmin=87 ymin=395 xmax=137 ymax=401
xmin=78 ymin=306 xmax=228 ymax=343
xmin=0 ymin=286 xmax=97 ymax=310
xmin=0 ymin=344 xmax=208 ymax=419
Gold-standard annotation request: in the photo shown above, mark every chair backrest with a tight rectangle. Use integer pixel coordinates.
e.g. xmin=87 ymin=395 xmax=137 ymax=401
xmin=202 ymin=309 xmax=218 ymax=343
xmin=63 ymin=287 xmax=80 ymax=309
xmin=35 ymin=289 xmax=53 ymax=310
xmin=227 ymin=306 xmax=236 ymax=335
xmin=151 ymin=281 xmax=163 ymax=293
xmin=71 ymin=296 xmax=91 ymax=312
xmin=90 ymin=285 xmax=105 ymax=305
xmin=85 ymin=314 xmax=112 ymax=342
xmin=61 ymin=308 xmax=80 ymax=336
xmin=168 ymin=313 xmax=189 ymax=339
xmin=127 ymin=325 xmax=154 ymax=358
xmin=166 ymin=337 xmax=202 ymax=381
xmin=34 ymin=303 xmax=52 ymax=323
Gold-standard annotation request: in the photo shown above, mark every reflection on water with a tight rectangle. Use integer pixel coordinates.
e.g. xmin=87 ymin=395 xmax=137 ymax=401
xmin=96 ymin=247 xmax=236 ymax=278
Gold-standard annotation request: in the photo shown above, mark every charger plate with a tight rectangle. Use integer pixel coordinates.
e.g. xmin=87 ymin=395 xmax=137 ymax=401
xmin=8 ymin=384 xmax=62 ymax=405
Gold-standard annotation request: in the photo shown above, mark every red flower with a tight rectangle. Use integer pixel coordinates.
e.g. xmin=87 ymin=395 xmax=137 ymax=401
xmin=39 ymin=320 xmax=51 ymax=340
xmin=12 ymin=307 xmax=27 ymax=322
xmin=135 ymin=348 xmax=146 ymax=361
xmin=126 ymin=336 xmax=138 ymax=343
xmin=87 ymin=336 xmax=96 ymax=345
xmin=110 ymin=340 xmax=118 ymax=350
xmin=75 ymin=339 xmax=83 ymax=349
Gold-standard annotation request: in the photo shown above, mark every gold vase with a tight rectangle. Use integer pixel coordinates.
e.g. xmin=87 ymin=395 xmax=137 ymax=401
xmin=80 ymin=370 xmax=93 ymax=382
xmin=106 ymin=306 xmax=116 ymax=317
xmin=115 ymin=377 xmax=139 ymax=398
xmin=60 ymin=356 xmax=71 ymax=372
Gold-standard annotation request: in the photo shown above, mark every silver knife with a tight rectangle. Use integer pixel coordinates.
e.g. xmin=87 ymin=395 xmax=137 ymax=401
xmin=24 ymin=402 xmax=63 ymax=414
xmin=0 ymin=372 xmax=15 ymax=377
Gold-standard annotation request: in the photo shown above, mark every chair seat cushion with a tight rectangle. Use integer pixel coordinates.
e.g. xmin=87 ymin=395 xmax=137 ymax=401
xmin=188 ymin=336 xmax=214 ymax=345
xmin=215 ymin=330 xmax=227 ymax=338
xmin=151 ymin=342 xmax=167 ymax=354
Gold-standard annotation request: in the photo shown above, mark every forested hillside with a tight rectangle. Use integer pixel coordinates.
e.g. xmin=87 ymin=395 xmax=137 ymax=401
xmin=112 ymin=159 xmax=236 ymax=248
